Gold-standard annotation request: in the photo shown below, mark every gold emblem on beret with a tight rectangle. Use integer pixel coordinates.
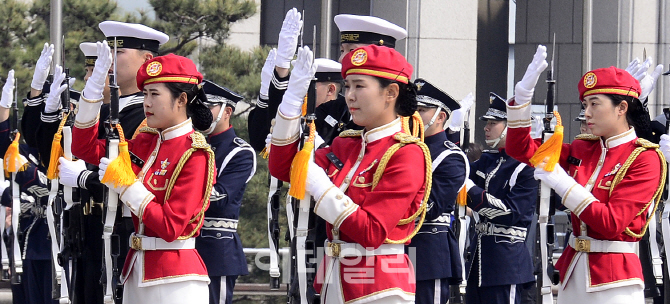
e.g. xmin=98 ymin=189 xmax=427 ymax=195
xmin=584 ymin=72 xmax=597 ymax=89
xmin=146 ymin=61 xmax=162 ymax=77
xmin=351 ymin=49 xmax=368 ymax=66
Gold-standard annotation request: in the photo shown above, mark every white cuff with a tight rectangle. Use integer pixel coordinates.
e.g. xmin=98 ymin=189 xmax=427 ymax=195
xmin=506 ymin=96 xmax=532 ymax=128
xmin=120 ymin=181 xmax=154 ymax=218
xmin=561 ymin=183 xmax=597 ymax=216
xmin=74 ymin=99 xmax=102 ymax=129
xmin=313 ymin=186 xmax=359 ymax=229
xmin=271 ymin=111 xmax=301 ymax=146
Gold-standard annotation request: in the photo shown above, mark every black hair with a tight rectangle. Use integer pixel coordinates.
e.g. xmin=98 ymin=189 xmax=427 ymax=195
xmin=164 ymin=82 xmax=213 ymax=131
xmin=607 ymin=94 xmax=652 ymax=141
xmin=376 ymin=78 xmax=417 ymax=117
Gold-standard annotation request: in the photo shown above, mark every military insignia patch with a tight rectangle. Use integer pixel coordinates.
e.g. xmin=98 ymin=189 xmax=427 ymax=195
xmin=351 ymin=49 xmax=368 ymax=66
xmin=415 ymin=81 xmax=425 ymax=91
xmin=154 ymin=158 xmax=170 ymax=176
xmin=583 ymin=72 xmax=597 ymax=88
xmin=147 ymin=61 xmax=162 ymax=76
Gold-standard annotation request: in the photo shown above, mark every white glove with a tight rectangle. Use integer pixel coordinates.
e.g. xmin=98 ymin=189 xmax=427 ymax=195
xmin=448 ymin=92 xmax=474 ymax=131
xmin=660 ymin=134 xmax=670 ymax=163
xmin=58 ymin=157 xmax=87 ymax=188
xmin=260 ymin=48 xmax=277 ymax=99
xmin=279 ymin=46 xmax=317 ymax=117
xmin=82 ymin=41 xmax=112 ymax=101
xmin=306 ymin=162 xmax=332 ymax=199
xmin=0 ymin=180 xmax=9 ymax=197
xmin=44 ymin=65 xmax=68 ymax=113
xmin=98 ymin=157 xmax=127 ymax=194
xmin=514 ymin=45 xmax=548 ymax=106
xmin=31 ymin=43 xmax=55 ymax=90
xmin=533 ymin=116 xmax=544 ymax=139
xmin=275 ymin=8 xmax=303 ymax=69
xmin=314 ymin=132 xmax=325 ymax=148
xmin=264 ymin=132 xmax=272 ymax=148
xmin=630 ymin=57 xmax=652 ymax=81
xmin=624 ymin=57 xmax=640 ymax=75
xmin=638 ymin=64 xmax=663 ymax=101
xmin=0 ymin=70 xmax=15 ymax=109
xmin=69 ymin=77 xmax=76 ymax=88
xmin=533 ymin=161 xmax=575 ymax=198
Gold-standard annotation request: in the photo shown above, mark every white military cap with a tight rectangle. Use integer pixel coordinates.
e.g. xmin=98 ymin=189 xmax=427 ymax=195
xmin=314 ymin=58 xmax=342 ymax=82
xmin=334 ymin=14 xmax=407 ymax=48
xmin=79 ymin=42 xmax=97 ymax=66
xmin=99 ymin=21 xmax=169 ymax=53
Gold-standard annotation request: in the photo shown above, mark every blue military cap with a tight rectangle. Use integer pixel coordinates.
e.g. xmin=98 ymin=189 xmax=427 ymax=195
xmin=202 ymin=79 xmax=243 ymax=109
xmin=574 ymin=108 xmax=585 ymax=122
xmin=414 ymin=78 xmax=460 ymax=115
xmin=479 ymin=92 xmax=507 ymax=121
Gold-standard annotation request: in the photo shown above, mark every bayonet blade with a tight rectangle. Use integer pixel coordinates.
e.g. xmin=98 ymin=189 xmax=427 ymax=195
xmin=643 ymin=48 xmax=647 ymax=61
xmin=551 ymin=33 xmax=556 ymax=75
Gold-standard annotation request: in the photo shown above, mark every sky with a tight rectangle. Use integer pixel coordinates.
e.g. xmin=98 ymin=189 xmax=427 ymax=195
xmin=116 ymin=0 xmax=155 ymax=19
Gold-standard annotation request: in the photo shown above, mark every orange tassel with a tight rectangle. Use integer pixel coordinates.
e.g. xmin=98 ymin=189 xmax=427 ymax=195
xmin=530 ymin=111 xmax=563 ymax=171
xmin=100 ymin=125 xmax=137 ymax=187
xmin=260 ymin=146 xmax=269 ymax=159
xmin=288 ymin=121 xmax=315 ymax=200
xmin=46 ymin=113 xmax=70 ymax=180
xmin=4 ymin=133 xmax=27 ymax=174
xmin=301 ymin=96 xmax=308 ymax=117
xmin=456 ymin=186 xmax=468 ymax=206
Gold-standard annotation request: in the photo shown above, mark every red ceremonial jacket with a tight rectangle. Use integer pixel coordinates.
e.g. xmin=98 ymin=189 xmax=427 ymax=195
xmin=269 ymin=118 xmax=426 ymax=302
xmin=73 ymin=118 xmax=213 ymax=286
xmin=505 ymin=108 xmax=663 ymax=291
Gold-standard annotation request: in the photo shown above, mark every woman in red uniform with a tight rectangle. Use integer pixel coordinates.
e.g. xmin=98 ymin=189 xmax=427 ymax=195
xmin=505 ymin=46 xmax=666 ymax=304
xmin=71 ymin=42 xmax=215 ymax=304
xmin=268 ymin=45 xmax=431 ymax=303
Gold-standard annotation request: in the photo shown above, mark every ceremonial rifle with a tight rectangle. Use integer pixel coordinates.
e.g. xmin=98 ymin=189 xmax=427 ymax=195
xmin=287 ymin=25 xmax=319 ymax=304
xmin=8 ymin=79 xmax=22 ymax=285
xmin=661 ymin=107 xmax=670 ymax=304
xmin=102 ymin=38 xmax=122 ymax=304
xmin=536 ymin=36 xmax=558 ymax=304
xmin=0 ymin=158 xmax=7 ymax=281
xmin=267 ymin=175 xmax=282 ymax=290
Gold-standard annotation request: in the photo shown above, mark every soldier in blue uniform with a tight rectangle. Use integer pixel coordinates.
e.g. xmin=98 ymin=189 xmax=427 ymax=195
xmin=0 ymin=72 xmax=56 ymax=304
xmin=408 ymin=79 xmax=467 ymax=304
xmin=463 ymin=93 xmax=536 ymax=304
xmin=197 ymin=80 xmax=254 ymax=304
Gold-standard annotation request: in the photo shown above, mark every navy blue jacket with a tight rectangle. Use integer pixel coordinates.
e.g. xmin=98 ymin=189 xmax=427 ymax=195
xmin=407 ymin=131 xmax=466 ymax=283
xmin=467 ymin=149 xmax=536 ymax=287
xmin=195 ymin=127 xmax=254 ymax=276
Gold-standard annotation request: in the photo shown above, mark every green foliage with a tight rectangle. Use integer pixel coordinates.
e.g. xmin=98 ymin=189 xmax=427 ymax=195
xmin=200 ymin=44 xmax=271 ymax=103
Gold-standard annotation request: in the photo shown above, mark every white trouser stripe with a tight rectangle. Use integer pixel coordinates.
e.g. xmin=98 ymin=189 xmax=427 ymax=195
xmin=509 ymin=284 xmax=516 ymax=304
xmin=219 ymin=276 xmax=227 ymax=304
xmin=434 ymin=279 xmax=441 ymax=304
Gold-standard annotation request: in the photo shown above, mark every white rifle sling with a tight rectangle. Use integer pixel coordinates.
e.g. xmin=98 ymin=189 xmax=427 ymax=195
xmin=103 ymin=138 xmax=119 ymax=304
xmin=267 ymin=177 xmax=280 ymax=280
xmin=538 ymin=132 xmax=553 ymax=304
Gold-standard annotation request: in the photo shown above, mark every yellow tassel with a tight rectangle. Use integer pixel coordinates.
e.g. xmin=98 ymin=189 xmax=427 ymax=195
xmin=260 ymin=146 xmax=269 ymax=159
xmin=288 ymin=121 xmax=315 ymax=200
xmin=530 ymin=111 xmax=563 ymax=171
xmin=46 ymin=113 xmax=70 ymax=180
xmin=456 ymin=186 xmax=468 ymax=206
xmin=301 ymin=96 xmax=308 ymax=117
xmin=101 ymin=125 xmax=137 ymax=187
xmin=4 ymin=133 xmax=27 ymax=173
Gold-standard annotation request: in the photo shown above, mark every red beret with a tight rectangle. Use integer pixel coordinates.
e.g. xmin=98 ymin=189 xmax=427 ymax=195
xmin=341 ymin=44 xmax=412 ymax=84
xmin=578 ymin=66 xmax=640 ymax=101
xmin=136 ymin=53 xmax=202 ymax=90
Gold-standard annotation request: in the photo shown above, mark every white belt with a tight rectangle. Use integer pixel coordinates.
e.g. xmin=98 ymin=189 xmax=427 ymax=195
xmin=475 ymin=222 xmax=527 ymax=241
xmin=325 ymin=241 xmax=404 ymax=258
xmin=129 ymin=233 xmax=196 ymax=251
xmin=568 ymin=235 xmax=636 ymax=253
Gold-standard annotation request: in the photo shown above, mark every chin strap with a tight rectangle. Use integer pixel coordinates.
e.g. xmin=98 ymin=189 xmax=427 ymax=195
xmin=424 ymin=108 xmax=442 ymax=130
xmin=485 ymin=126 xmax=507 ymax=149
xmin=203 ymin=105 xmax=225 ymax=135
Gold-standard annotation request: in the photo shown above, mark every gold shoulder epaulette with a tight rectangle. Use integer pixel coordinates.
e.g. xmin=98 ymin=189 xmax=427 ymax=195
xmin=339 ymin=129 xmax=362 ymax=138
xmin=575 ymin=134 xmax=599 ymax=141
xmin=635 ymin=138 xmax=659 ymax=149
xmin=189 ymin=132 xmax=210 ymax=149
xmin=138 ymin=126 xmax=158 ymax=134
xmin=393 ymin=132 xmax=419 ymax=144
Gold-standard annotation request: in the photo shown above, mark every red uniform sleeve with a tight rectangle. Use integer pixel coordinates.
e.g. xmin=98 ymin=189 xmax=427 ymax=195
xmin=72 ymin=122 xmax=107 ymax=165
xmin=268 ymin=141 xmax=299 ymax=182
